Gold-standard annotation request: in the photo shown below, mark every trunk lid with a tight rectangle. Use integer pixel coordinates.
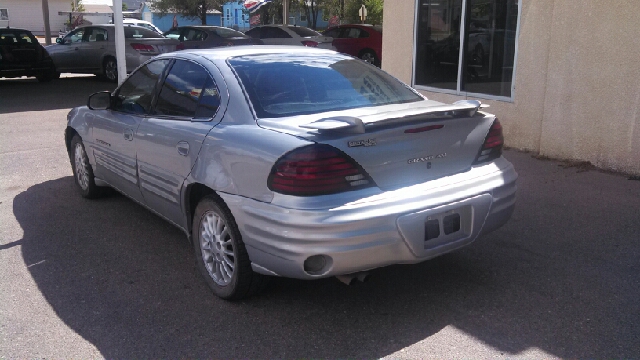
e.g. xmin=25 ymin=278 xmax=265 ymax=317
xmin=126 ymin=38 xmax=179 ymax=55
xmin=258 ymin=100 xmax=494 ymax=190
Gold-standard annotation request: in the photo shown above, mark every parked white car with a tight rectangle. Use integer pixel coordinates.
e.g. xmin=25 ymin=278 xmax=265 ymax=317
xmin=245 ymin=24 xmax=335 ymax=50
xmin=123 ymin=19 xmax=163 ymax=35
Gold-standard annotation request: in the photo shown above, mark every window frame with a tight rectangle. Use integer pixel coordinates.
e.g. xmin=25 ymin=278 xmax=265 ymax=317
xmin=411 ymin=0 xmax=522 ymax=102
xmin=152 ymin=58 xmax=221 ymax=121
xmin=111 ymin=58 xmax=172 ymax=115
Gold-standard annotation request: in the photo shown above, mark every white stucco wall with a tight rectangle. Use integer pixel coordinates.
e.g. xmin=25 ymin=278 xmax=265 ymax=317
xmin=0 ymin=0 xmax=70 ymax=35
xmin=382 ymin=0 xmax=640 ymax=175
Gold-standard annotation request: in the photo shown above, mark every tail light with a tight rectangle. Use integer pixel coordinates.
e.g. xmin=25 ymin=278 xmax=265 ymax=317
xmin=176 ymin=43 xmax=185 ymax=50
xmin=131 ymin=43 xmax=154 ymax=52
xmin=473 ymin=119 xmax=504 ymax=164
xmin=268 ymin=144 xmax=375 ymax=196
xmin=301 ymin=40 xmax=318 ymax=47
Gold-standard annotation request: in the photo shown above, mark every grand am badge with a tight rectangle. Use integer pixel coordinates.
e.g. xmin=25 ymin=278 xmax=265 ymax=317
xmin=407 ymin=153 xmax=447 ymax=164
xmin=348 ymin=139 xmax=377 ymax=147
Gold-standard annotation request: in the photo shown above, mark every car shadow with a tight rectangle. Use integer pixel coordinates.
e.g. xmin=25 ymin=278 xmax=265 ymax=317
xmin=12 ymin=155 xmax=640 ymax=358
xmin=0 ymin=76 xmax=116 ymax=115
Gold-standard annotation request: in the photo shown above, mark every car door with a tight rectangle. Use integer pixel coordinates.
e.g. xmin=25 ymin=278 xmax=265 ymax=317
xmin=333 ymin=27 xmax=362 ymax=57
xmin=91 ymin=59 xmax=171 ymax=203
xmin=135 ymin=59 xmax=224 ymax=228
xmin=82 ymin=27 xmax=109 ymax=71
xmin=50 ymin=27 xmax=87 ymax=71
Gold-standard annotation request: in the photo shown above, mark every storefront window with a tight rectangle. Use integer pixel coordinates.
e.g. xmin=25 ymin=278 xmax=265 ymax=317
xmin=414 ymin=0 xmax=519 ymax=98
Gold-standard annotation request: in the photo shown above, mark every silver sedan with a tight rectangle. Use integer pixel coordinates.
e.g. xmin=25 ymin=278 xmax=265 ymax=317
xmin=64 ymin=46 xmax=517 ymax=300
xmin=46 ymin=24 xmax=179 ymax=82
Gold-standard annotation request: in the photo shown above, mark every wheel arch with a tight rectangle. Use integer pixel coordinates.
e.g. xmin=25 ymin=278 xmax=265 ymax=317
xmin=65 ymin=126 xmax=79 ymax=153
xmin=184 ymin=182 xmax=219 ymax=243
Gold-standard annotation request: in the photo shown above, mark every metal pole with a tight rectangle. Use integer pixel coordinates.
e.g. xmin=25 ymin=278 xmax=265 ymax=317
xmin=283 ymin=0 xmax=289 ymax=25
xmin=113 ymin=0 xmax=127 ymax=84
xmin=41 ymin=0 xmax=52 ymax=45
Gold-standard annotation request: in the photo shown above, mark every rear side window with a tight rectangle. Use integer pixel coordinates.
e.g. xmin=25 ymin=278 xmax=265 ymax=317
xmin=211 ymin=27 xmax=247 ymax=39
xmin=245 ymin=28 xmax=260 ymax=39
xmin=113 ymin=59 xmax=170 ymax=114
xmin=0 ymin=32 xmax=17 ymax=44
xmin=229 ymin=53 xmax=422 ymax=118
xmin=323 ymin=28 xmax=342 ymax=38
xmin=288 ymin=26 xmax=320 ymax=37
xmin=125 ymin=27 xmax=163 ymax=39
xmin=164 ymin=29 xmax=181 ymax=39
xmin=155 ymin=60 xmax=220 ymax=118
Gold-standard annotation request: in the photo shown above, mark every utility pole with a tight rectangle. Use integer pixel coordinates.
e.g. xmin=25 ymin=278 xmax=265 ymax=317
xmin=282 ymin=0 xmax=289 ymax=25
xmin=41 ymin=0 xmax=52 ymax=45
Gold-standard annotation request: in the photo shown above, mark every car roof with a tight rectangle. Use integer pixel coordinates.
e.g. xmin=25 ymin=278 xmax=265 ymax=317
xmin=1 ymin=28 xmax=34 ymax=34
xmin=159 ymin=45 xmax=339 ymax=61
xmin=251 ymin=24 xmax=311 ymax=29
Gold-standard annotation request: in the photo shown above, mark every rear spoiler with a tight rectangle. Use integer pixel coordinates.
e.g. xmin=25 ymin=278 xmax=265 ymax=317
xmin=300 ymin=100 xmax=489 ymax=134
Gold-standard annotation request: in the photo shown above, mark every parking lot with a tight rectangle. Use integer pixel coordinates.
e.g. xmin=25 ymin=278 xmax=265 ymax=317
xmin=1 ymin=75 xmax=639 ymax=358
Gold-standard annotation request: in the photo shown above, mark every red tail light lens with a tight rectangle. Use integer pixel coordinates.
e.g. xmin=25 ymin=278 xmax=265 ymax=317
xmin=474 ymin=119 xmax=504 ymax=164
xmin=131 ymin=43 xmax=154 ymax=52
xmin=301 ymin=40 xmax=319 ymax=47
xmin=268 ymin=144 xmax=375 ymax=196
xmin=176 ymin=43 xmax=185 ymax=50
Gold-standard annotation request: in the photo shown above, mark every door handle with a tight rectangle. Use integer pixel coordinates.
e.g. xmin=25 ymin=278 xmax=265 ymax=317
xmin=74 ymin=47 xmax=79 ymax=50
xmin=123 ymin=129 xmax=134 ymax=141
xmin=176 ymin=141 xmax=189 ymax=156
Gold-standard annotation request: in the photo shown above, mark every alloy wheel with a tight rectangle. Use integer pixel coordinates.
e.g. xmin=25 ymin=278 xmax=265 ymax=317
xmin=105 ymin=60 xmax=117 ymax=82
xmin=74 ymin=143 xmax=89 ymax=191
xmin=199 ymin=210 xmax=236 ymax=286
xmin=361 ymin=52 xmax=376 ymax=65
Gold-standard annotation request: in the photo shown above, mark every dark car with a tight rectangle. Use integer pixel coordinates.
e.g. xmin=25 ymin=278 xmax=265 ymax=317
xmin=164 ymin=26 xmax=262 ymax=49
xmin=0 ymin=27 xmax=58 ymax=82
xmin=323 ymin=24 xmax=382 ymax=67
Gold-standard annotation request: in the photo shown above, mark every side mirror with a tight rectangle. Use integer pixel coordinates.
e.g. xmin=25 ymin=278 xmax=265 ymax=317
xmin=87 ymin=91 xmax=112 ymax=110
xmin=56 ymin=37 xmax=62 ymax=44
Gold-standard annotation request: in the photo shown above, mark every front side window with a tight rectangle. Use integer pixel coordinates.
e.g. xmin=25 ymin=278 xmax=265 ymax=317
xmin=63 ymin=28 xmax=85 ymax=44
xmin=229 ymin=53 xmax=423 ymax=118
xmin=414 ymin=0 xmax=519 ymax=98
xmin=112 ymin=59 xmax=170 ymax=114
xmin=184 ymin=29 xmax=207 ymax=41
xmin=86 ymin=27 xmax=108 ymax=42
xmin=155 ymin=60 xmax=219 ymax=118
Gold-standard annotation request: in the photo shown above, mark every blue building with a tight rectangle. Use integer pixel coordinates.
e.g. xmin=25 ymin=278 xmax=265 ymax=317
xmin=140 ymin=3 xmax=222 ymax=32
xmin=221 ymin=1 xmax=329 ymax=31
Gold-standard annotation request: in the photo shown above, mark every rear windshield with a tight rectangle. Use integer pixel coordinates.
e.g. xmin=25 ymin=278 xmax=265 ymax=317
xmin=228 ymin=53 xmax=422 ymax=118
xmin=125 ymin=27 xmax=164 ymax=39
xmin=288 ymin=26 xmax=320 ymax=38
xmin=212 ymin=27 xmax=248 ymax=39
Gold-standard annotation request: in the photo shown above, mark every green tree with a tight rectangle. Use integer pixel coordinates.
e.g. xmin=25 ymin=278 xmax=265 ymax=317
xmin=152 ymin=0 xmax=227 ymax=25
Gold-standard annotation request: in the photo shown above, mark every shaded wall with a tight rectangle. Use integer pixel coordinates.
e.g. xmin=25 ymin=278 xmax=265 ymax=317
xmin=382 ymin=0 xmax=640 ymax=174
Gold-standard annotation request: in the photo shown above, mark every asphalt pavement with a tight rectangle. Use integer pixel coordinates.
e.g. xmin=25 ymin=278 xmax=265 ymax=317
xmin=1 ymin=75 xmax=639 ymax=358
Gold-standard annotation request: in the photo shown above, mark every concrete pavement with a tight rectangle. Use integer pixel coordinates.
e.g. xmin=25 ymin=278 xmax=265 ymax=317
xmin=1 ymin=75 xmax=639 ymax=358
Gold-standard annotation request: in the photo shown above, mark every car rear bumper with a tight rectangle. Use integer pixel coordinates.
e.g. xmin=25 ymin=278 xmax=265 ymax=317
xmin=219 ymin=157 xmax=517 ymax=279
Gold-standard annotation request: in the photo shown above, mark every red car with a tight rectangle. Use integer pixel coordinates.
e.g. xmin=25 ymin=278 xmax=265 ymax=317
xmin=323 ymin=24 xmax=382 ymax=67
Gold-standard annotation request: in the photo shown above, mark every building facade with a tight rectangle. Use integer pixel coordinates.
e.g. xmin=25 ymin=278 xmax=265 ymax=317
xmin=382 ymin=0 xmax=640 ymax=175
xmin=0 ymin=0 xmax=69 ymax=35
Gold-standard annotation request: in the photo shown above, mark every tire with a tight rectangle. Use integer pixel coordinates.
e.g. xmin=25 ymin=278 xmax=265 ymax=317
xmin=103 ymin=57 xmax=118 ymax=83
xmin=359 ymin=49 xmax=380 ymax=67
xmin=69 ymin=134 xmax=102 ymax=199
xmin=192 ymin=195 xmax=268 ymax=300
